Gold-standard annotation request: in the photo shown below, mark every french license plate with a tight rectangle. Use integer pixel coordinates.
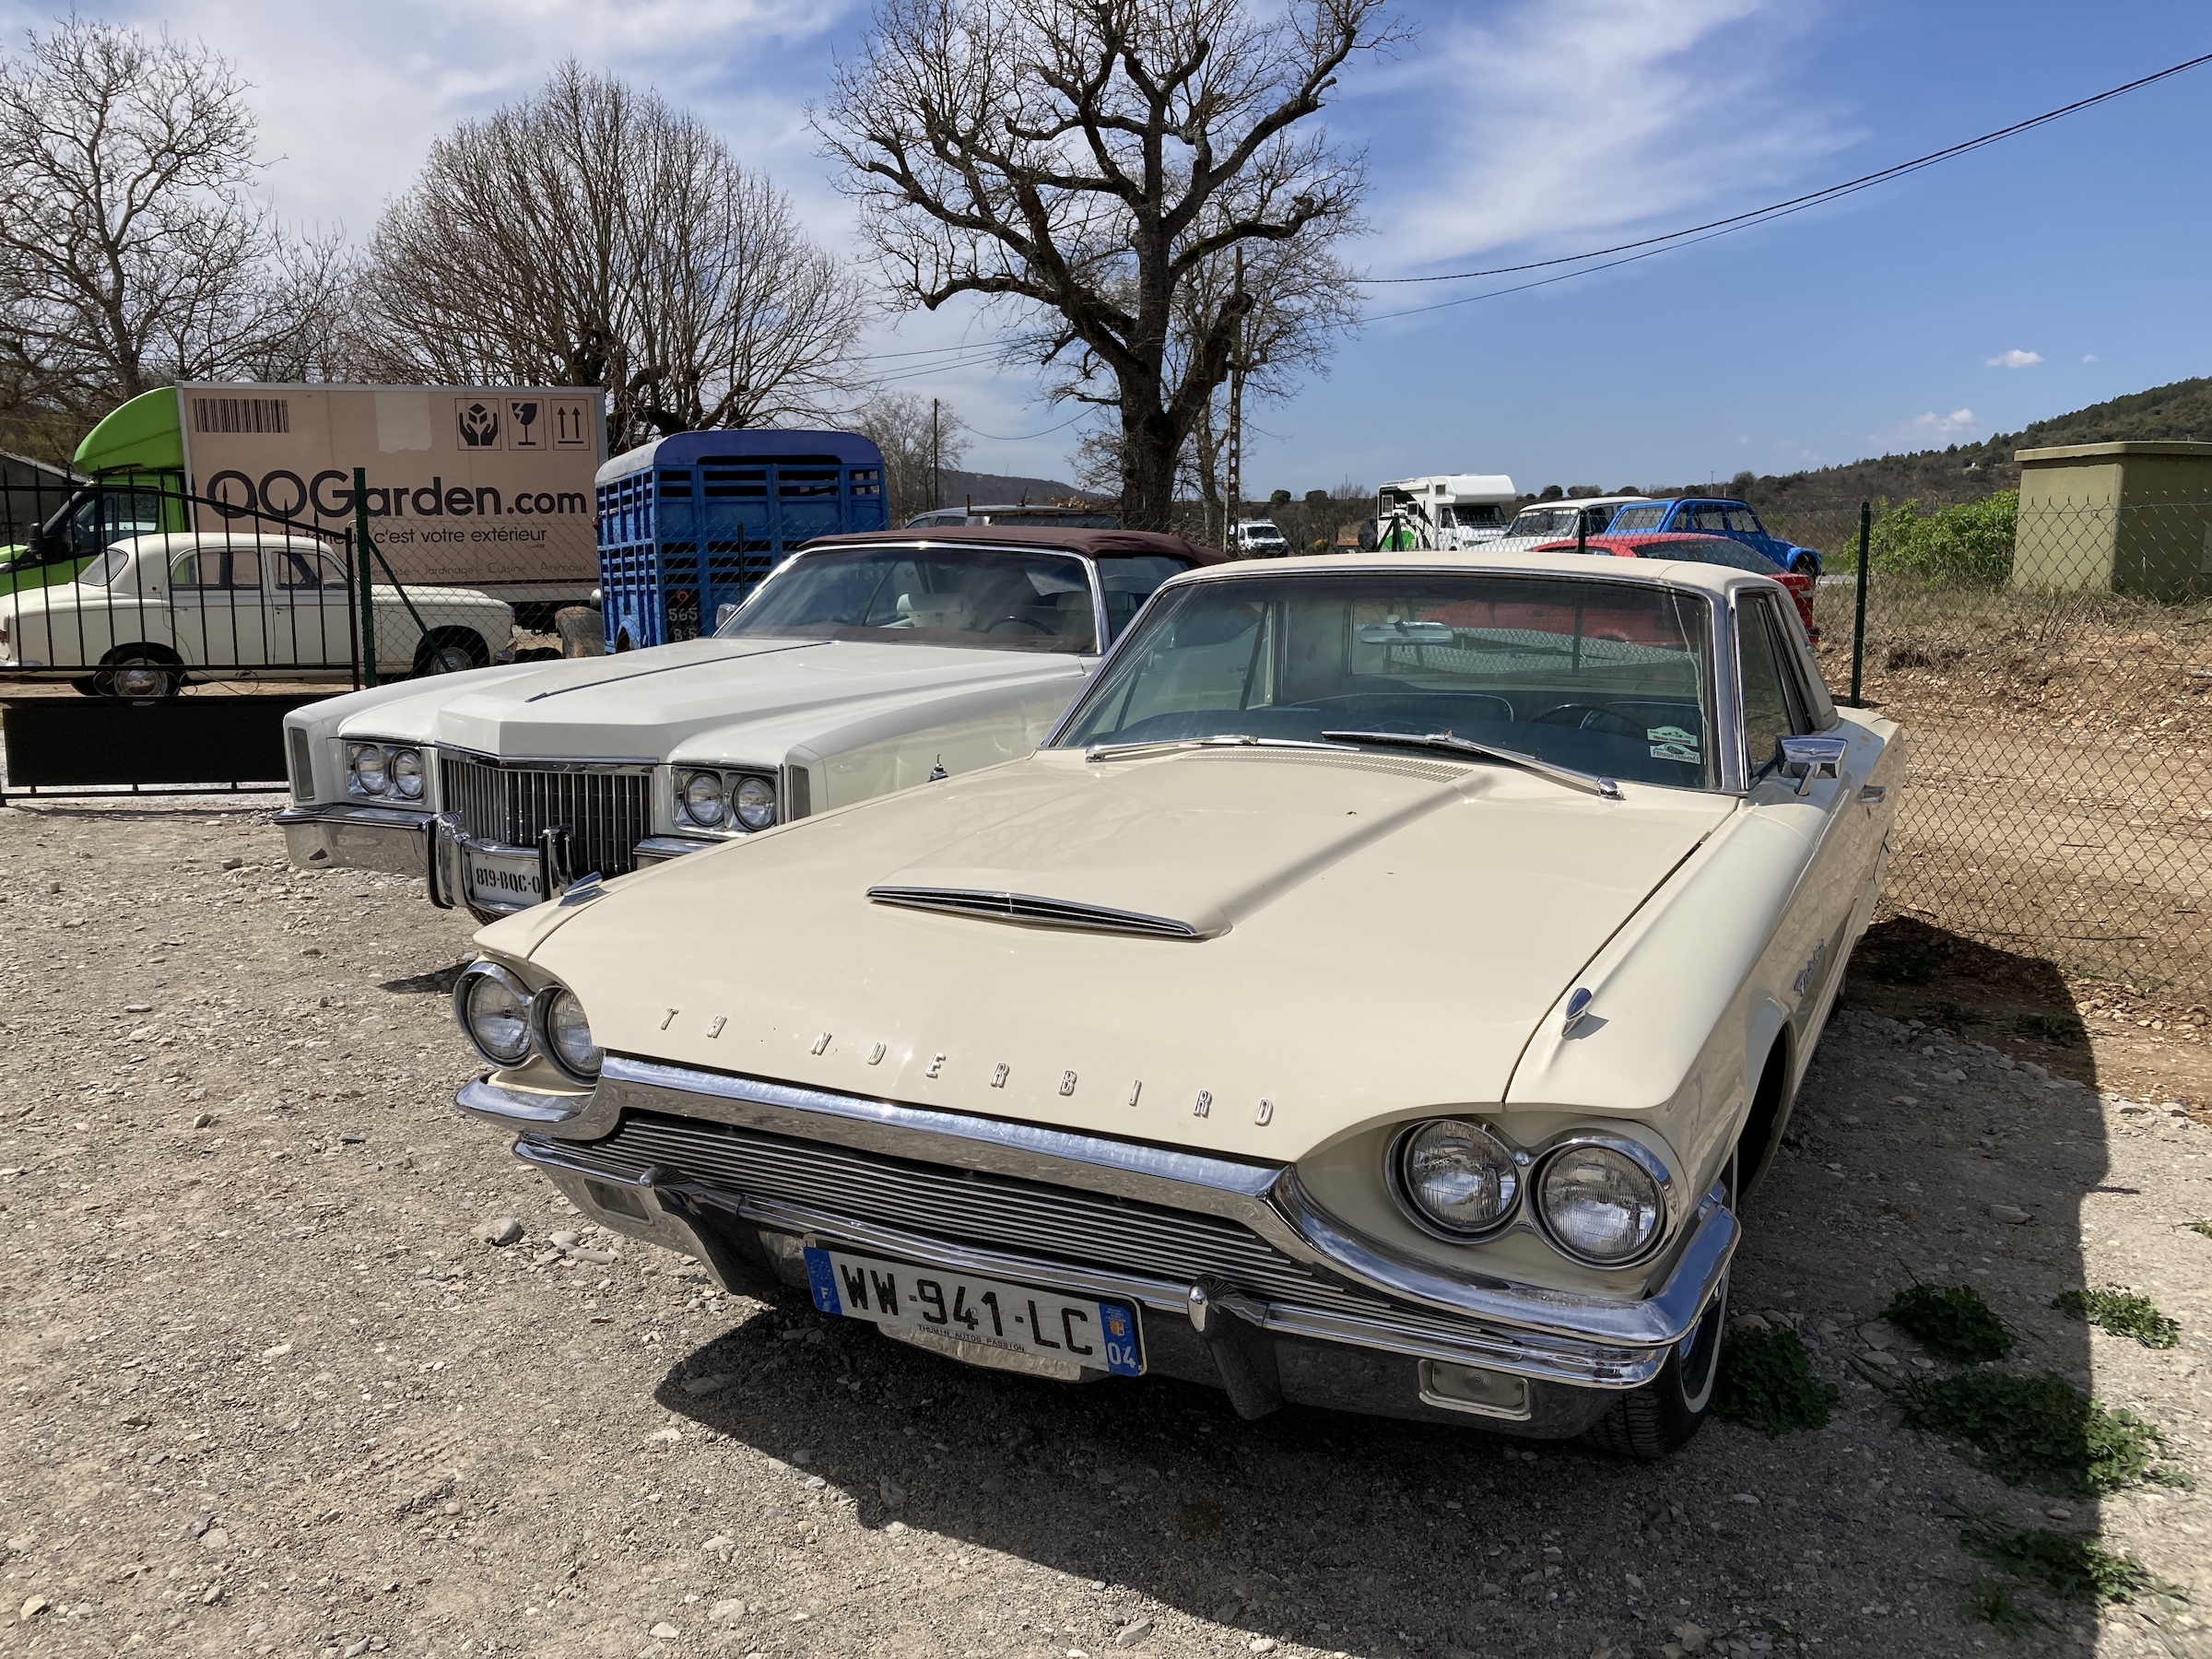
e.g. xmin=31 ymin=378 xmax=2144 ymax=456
xmin=464 ymin=846 xmax=542 ymax=907
xmin=803 ymin=1246 xmax=1143 ymax=1377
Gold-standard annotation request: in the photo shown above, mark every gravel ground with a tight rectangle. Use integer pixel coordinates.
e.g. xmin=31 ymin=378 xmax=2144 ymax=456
xmin=2 ymin=801 xmax=2208 ymax=1659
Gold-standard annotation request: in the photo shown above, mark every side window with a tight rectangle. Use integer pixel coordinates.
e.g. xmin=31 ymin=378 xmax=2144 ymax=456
xmin=276 ymin=548 xmax=344 ymax=589
xmin=226 ymin=547 xmax=262 ymax=589
xmin=1095 ymin=553 xmax=1193 ymax=642
xmin=1683 ymin=504 xmax=1726 ymax=533
xmin=1737 ymin=594 xmax=1807 ymax=776
xmin=171 ymin=546 xmax=221 ymax=587
xmin=1724 ymin=505 xmax=1762 ymax=535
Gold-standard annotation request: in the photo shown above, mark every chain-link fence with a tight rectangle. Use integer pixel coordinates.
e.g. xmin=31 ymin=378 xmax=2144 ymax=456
xmin=1779 ymin=486 xmax=2212 ymax=1000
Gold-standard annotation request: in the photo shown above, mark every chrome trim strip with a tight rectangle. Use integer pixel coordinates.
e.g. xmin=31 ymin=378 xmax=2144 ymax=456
xmin=865 ymin=885 xmax=1211 ymax=940
xmin=460 ymin=1055 xmax=1737 ymax=1350
xmin=632 ymin=834 xmax=716 ymax=864
xmin=274 ymin=802 xmax=432 ymax=831
xmin=457 ymin=1075 xmax=591 ymax=1128
xmin=514 ymin=1139 xmax=1667 ymax=1389
xmin=436 ymin=744 xmax=657 ymax=775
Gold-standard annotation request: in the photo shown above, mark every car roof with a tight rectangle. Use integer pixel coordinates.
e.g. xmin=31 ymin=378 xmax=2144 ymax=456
xmin=1534 ymin=532 xmax=1752 ymax=553
xmin=801 ymin=524 xmax=1228 ymax=563
xmin=1512 ymin=494 xmax=1649 ymax=510
xmin=122 ymin=531 xmax=336 ymax=552
xmin=1160 ymin=547 xmax=1773 ymax=598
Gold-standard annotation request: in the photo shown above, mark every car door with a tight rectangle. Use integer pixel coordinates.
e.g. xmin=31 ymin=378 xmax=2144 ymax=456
xmin=168 ymin=543 xmax=273 ymax=668
xmin=271 ymin=545 xmax=352 ymax=666
xmin=1735 ymin=590 xmax=1872 ymax=1048
xmin=1722 ymin=504 xmax=1786 ymax=567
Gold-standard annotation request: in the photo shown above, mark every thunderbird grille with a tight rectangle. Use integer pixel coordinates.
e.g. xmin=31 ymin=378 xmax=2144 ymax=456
xmin=439 ymin=755 xmax=653 ymax=877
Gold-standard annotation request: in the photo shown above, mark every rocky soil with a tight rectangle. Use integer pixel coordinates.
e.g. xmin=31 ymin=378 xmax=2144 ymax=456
xmin=1 ymin=801 xmax=2208 ymax=1659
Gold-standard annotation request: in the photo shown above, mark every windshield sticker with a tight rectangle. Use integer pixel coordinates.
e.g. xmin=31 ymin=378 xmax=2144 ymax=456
xmin=1650 ymin=741 xmax=1700 ymax=762
xmin=1647 ymin=724 xmax=1699 ymax=747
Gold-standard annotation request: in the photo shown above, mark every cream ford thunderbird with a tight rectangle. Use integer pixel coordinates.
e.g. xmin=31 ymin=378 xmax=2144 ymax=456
xmin=450 ymin=550 xmax=1899 ymax=1453
xmin=277 ymin=527 xmax=1215 ymax=919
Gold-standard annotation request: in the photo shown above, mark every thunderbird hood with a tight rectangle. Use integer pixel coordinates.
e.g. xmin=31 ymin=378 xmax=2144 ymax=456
xmin=499 ymin=746 xmax=1736 ymax=1159
xmin=327 ymin=636 xmax=1087 ymax=759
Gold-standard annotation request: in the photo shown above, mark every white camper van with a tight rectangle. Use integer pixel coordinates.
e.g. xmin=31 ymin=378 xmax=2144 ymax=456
xmin=1375 ymin=474 xmax=1517 ymax=549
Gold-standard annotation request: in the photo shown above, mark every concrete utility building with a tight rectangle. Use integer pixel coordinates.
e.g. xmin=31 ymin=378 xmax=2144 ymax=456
xmin=2014 ymin=440 xmax=2212 ymax=599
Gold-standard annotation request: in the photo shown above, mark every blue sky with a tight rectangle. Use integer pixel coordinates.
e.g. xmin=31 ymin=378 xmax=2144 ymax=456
xmin=6 ymin=0 xmax=2208 ymax=496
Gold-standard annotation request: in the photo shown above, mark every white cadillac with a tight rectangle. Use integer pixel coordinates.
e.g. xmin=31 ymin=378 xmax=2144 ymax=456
xmin=444 ymin=550 xmax=1899 ymax=1453
xmin=277 ymin=527 xmax=1218 ymax=917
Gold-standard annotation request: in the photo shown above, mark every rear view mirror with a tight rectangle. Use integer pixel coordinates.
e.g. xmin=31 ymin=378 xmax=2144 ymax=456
xmin=1358 ymin=619 xmax=1454 ymax=645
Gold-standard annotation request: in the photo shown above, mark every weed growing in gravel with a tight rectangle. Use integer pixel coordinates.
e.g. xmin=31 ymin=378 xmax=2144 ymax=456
xmin=2013 ymin=1013 xmax=2080 ymax=1046
xmin=1900 ymin=1371 xmax=2190 ymax=1495
xmin=2185 ymin=1219 xmax=2212 ymax=1241
xmin=1883 ymin=1283 xmax=2015 ymax=1363
xmin=1872 ymin=942 xmax=1941 ymax=983
xmin=1961 ymin=1520 xmax=2165 ymax=1606
xmin=1921 ymin=998 xmax=1983 ymax=1032
xmin=1968 ymin=1574 xmax=2047 ymax=1637
xmin=1713 ymin=1325 xmax=1838 ymax=1435
xmin=2052 ymin=1286 xmax=2182 ymax=1348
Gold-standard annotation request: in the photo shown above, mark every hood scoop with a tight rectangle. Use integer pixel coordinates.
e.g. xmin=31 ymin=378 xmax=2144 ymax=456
xmin=865 ymin=884 xmax=1218 ymax=940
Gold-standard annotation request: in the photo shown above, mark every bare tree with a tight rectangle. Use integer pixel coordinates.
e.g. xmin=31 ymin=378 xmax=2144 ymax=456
xmin=356 ymin=62 xmax=870 ymax=453
xmin=0 ymin=18 xmax=346 ymax=450
xmin=844 ymin=389 xmax=971 ymax=524
xmin=818 ymin=0 xmax=1394 ymax=531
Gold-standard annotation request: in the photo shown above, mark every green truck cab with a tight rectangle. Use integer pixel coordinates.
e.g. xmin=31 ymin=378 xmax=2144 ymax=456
xmin=0 ymin=389 xmax=189 ymax=598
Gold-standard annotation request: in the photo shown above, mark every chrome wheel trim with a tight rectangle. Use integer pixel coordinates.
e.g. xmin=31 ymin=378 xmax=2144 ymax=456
xmin=112 ymin=663 xmax=167 ymax=698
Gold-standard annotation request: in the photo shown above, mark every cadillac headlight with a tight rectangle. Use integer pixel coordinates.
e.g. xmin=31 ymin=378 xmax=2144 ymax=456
xmin=1536 ymin=1142 xmax=1665 ymax=1265
xmin=678 ymin=770 xmax=727 ymax=827
xmin=734 ymin=775 xmax=776 ymax=830
xmin=676 ymin=767 xmax=775 ymax=832
xmin=389 ymin=747 xmax=424 ymax=800
xmin=347 ymin=742 xmax=389 ymax=796
xmin=454 ymin=963 xmax=533 ymax=1066
xmin=537 ymin=986 xmax=603 ymax=1082
xmin=1392 ymin=1119 xmax=1520 ymax=1239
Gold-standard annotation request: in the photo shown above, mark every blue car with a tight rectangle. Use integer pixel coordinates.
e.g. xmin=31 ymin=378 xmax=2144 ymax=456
xmin=1600 ymin=498 xmax=1821 ymax=575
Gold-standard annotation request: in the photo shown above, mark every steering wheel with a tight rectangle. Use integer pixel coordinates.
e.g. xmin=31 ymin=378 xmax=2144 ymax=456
xmin=985 ymin=615 xmax=1051 ymax=635
xmin=1530 ymin=701 xmax=1655 ymax=738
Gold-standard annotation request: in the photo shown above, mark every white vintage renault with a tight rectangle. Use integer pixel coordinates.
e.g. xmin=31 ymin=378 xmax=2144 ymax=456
xmin=277 ymin=527 xmax=1217 ymax=917
xmin=445 ymin=550 xmax=1900 ymax=1454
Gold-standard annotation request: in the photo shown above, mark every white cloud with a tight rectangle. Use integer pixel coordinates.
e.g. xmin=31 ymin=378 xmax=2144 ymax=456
xmin=1986 ymin=348 xmax=2043 ymax=369
xmin=1872 ymin=408 xmax=1980 ymax=448
xmin=1364 ymin=0 xmax=1853 ymax=273
xmin=2083 ymin=353 xmax=2100 ymax=363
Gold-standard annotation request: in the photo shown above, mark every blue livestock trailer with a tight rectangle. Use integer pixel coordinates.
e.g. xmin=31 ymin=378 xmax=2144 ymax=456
xmin=595 ymin=429 xmax=887 ymax=650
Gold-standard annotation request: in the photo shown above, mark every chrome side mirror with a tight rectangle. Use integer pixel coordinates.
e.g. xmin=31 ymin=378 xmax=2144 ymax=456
xmin=1776 ymin=734 xmax=1848 ymax=795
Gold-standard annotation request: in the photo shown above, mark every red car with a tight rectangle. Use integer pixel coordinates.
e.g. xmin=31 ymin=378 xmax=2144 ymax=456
xmin=1534 ymin=532 xmax=1819 ymax=640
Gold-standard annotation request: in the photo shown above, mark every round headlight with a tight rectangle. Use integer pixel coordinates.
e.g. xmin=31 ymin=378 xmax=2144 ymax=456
xmin=734 ymin=775 xmax=776 ymax=830
xmin=1394 ymin=1119 xmax=1519 ymax=1238
xmin=680 ymin=771 xmax=726 ymax=827
xmin=349 ymin=744 xmax=388 ymax=795
xmin=542 ymin=986 xmax=603 ymax=1080
xmin=390 ymin=748 xmax=424 ymax=799
xmin=1536 ymin=1143 xmax=1664 ymax=1265
xmin=457 ymin=967 xmax=532 ymax=1065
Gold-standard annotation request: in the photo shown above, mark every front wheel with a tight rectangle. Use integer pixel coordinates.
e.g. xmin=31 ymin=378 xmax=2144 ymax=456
xmin=412 ymin=629 xmax=488 ymax=677
xmin=1583 ymin=1271 xmax=1728 ymax=1459
xmin=91 ymin=648 xmax=182 ymax=702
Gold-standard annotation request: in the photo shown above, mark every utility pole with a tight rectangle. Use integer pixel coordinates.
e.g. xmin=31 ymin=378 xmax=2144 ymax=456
xmin=1224 ymin=248 xmax=1245 ymax=550
xmin=931 ymin=397 xmax=940 ymax=514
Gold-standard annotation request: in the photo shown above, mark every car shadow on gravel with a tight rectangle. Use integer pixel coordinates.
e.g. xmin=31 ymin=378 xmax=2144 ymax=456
xmin=651 ymin=961 xmax=2116 ymax=1654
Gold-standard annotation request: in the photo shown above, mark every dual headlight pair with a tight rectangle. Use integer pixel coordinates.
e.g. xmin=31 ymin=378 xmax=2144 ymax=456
xmin=454 ymin=961 xmax=602 ymax=1084
xmin=1390 ymin=1119 xmax=1669 ymax=1267
xmin=676 ymin=767 xmax=775 ymax=832
xmin=347 ymin=741 xmax=424 ymax=801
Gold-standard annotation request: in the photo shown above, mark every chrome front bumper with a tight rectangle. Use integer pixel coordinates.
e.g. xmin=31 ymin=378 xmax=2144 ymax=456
xmin=276 ymin=802 xmax=432 ymax=875
xmin=455 ymin=1057 xmax=1737 ymax=1416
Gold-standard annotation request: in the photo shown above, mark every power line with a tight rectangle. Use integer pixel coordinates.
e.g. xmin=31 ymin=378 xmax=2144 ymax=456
xmin=965 ymin=410 xmax=1087 ymax=442
xmin=1360 ymin=49 xmax=2212 ymax=290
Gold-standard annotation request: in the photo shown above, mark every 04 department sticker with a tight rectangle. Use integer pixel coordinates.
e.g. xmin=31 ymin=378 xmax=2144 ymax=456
xmin=1648 ymin=724 xmax=1700 ymax=763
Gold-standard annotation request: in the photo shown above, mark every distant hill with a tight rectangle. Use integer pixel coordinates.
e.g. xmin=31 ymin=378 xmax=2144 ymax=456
xmin=935 ymin=467 xmax=1100 ymax=510
xmin=1668 ymin=375 xmax=2212 ymax=516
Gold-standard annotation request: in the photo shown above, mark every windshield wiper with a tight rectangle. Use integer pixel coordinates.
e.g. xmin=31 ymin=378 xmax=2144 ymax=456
xmin=1321 ymin=730 xmax=1623 ymax=799
xmin=1083 ymin=734 xmax=1359 ymax=762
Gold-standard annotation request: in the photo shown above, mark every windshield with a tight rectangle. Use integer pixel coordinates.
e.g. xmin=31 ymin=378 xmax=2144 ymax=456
xmin=1446 ymin=504 xmax=1505 ymax=528
xmin=1506 ymin=506 xmax=1581 ymax=539
xmin=719 ymin=545 xmax=1100 ymax=653
xmin=1053 ymin=571 xmax=1717 ymax=790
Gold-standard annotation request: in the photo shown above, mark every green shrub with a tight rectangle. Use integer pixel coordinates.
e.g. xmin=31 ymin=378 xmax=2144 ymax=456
xmin=2052 ymin=1286 xmax=2181 ymax=1348
xmin=1967 ymin=1574 xmax=2046 ymax=1637
xmin=1865 ymin=490 xmax=2017 ymax=585
xmin=1883 ymin=1283 xmax=2015 ymax=1363
xmin=1900 ymin=1370 xmax=2188 ymax=1495
xmin=1962 ymin=1521 xmax=2160 ymax=1606
xmin=1712 ymin=1324 xmax=1839 ymax=1435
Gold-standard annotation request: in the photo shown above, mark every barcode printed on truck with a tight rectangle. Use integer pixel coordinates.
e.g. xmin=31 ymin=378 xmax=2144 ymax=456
xmin=191 ymin=396 xmax=289 ymax=435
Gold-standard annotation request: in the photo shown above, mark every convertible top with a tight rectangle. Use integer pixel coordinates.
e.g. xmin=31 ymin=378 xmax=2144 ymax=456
xmin=800 ymin=524 xmax=1229 ymax=565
